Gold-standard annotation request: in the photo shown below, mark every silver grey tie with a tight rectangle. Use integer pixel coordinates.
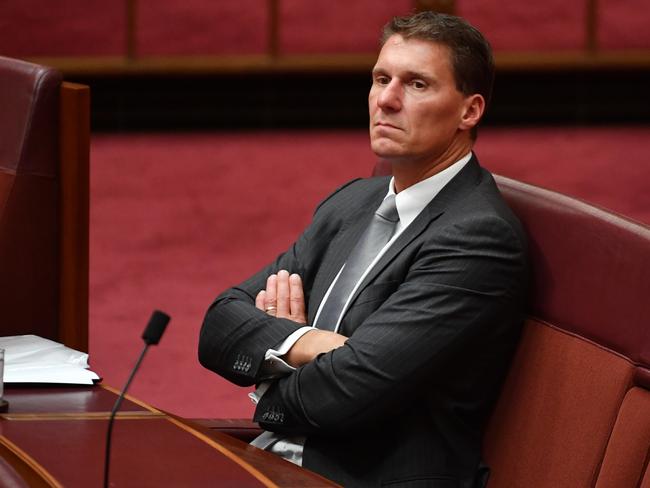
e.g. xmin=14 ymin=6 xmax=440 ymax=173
xmin=315 ymin=194 xmax=399 ymax=331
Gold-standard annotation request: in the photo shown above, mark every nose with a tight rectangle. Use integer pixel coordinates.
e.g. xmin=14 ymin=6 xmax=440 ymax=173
xmin=377 ymin=79 xmax=402 ymax=112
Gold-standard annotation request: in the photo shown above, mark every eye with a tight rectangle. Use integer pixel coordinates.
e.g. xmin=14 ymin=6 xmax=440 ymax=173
xmin=374 ymin=74 xmax=390 ymax=86
xmin=410 ymin=80 xmax=427 ymax=90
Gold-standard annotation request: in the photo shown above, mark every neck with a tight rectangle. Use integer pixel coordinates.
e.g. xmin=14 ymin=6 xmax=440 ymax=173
xmin=391 ymin=140 xmax=473 ymax=193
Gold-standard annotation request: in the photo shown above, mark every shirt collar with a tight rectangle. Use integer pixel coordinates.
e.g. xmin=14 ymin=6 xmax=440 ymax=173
xmin=385 ymin=152 xmax=473 ymax=229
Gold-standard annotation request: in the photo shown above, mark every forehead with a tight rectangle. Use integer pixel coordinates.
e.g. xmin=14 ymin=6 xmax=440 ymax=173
xmin=374 ymin=35 xmax=454 ymax=78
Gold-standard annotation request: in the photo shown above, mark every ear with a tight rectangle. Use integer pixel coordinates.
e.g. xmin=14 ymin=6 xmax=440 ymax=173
xmin=458 ymin=94 xmax=485 ymax=131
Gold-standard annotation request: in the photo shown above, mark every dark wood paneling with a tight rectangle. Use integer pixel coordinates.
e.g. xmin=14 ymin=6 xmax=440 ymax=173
xmin=59 ymin=82 xmax=90 ymax=352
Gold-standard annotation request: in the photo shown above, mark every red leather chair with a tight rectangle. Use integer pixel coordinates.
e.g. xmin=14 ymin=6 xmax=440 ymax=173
xmin=0 ymin=56 xmax=90 ymax=351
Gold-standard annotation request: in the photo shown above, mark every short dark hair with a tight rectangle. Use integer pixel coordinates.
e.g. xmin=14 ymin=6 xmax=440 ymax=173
xmin=381 ymin=11 xmax=495 ymax=137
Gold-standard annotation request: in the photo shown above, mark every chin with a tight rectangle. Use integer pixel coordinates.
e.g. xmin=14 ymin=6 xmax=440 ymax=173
xmin=370 ymin=140 xmax=404 ymax=160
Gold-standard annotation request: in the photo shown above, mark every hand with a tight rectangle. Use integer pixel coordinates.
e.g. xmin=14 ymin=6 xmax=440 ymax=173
xmin=255 ymin=270 xmax=307 ymax=325
xmin=255 ymin=270 xmax=347 ymax=367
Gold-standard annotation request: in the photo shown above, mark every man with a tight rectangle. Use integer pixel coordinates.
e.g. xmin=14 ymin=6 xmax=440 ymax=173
xmin=199 ymin=11 xmax=528 ymax=488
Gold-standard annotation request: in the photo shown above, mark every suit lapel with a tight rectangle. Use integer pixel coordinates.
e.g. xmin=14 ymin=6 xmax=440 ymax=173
xmin=340 ymin=156 xmax=484 ymax=323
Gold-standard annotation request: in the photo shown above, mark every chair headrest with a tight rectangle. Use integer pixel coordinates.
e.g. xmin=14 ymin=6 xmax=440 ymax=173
xmin=0 ymin=56 xmax=62 ymax=176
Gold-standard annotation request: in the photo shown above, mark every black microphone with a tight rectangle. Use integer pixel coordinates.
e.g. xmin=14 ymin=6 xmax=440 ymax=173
xmin=103 ymin=310 xmax=170 ymax=488
xmin=142 ymin=310 xmax=169 ymax=345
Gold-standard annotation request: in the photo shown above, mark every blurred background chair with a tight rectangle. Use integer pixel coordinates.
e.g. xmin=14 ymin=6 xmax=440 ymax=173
xmin=0 ymin=56 xmax=90 ymax=351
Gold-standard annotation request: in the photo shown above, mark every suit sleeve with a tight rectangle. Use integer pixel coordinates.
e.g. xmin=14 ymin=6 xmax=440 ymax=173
xmin=253 ymin=212 xmax=528 ymax=435
xmin=198 ymin=178 xmax=361 ymax=386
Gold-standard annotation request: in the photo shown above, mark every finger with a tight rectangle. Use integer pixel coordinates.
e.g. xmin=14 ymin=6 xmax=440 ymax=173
xmin=264 ymin=274 xmax=277 ymax=314
xmin=276 ymin=270 xmax=291 ymax=318
xmin=255 ymin=290 xmax=266 ymax=311
xmin=289 ymin=273 xmax=307 ymax=324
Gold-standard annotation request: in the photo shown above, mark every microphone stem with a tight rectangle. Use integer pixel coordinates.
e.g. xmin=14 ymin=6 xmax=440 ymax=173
xmin=103 ymin=344 xmax=150 ymax=488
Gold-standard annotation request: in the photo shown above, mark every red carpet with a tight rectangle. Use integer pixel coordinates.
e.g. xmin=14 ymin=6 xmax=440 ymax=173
xmin=89 ymin=127 xmax=650 ymax=419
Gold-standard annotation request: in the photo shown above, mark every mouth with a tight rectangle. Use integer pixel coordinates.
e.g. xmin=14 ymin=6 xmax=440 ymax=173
xmin=374 ymin=121 xmax=402 ymax=131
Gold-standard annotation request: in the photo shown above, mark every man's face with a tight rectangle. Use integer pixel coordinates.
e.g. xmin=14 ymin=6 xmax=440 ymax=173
xmin=369 ymin=35 xmax=473 ymax=166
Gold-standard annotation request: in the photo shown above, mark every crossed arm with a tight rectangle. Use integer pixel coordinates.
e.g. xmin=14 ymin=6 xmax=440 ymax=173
xmin=199 ymin=182 xmax=527 ymax=436
xmin=254 ymin=270 xmax=347 ymax=368
xmin=246 ymin=214 xmax=527 ymax=436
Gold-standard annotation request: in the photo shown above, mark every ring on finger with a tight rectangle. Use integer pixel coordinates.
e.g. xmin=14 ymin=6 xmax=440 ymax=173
xmin=265 ymin=306 xmax=277 ymax=313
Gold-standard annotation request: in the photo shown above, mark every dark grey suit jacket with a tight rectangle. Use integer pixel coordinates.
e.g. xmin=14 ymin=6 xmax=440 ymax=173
xmin=199 ymin=156 xmax=528 ymax=488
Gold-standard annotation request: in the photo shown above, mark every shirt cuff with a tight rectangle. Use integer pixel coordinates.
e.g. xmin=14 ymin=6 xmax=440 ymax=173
xmin=248 ymin=381 xmax=272 ymax=405
xmin=259 ymin=326 xmax=315 ymax=378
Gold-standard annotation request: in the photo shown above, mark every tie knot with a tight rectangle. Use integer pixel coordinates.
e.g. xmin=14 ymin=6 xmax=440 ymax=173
xmin=376 ymin=195 xmax=399 ymax=223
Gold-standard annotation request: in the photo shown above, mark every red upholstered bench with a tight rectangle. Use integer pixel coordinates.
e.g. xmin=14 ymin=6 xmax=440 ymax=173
xmin=483 ymin=176 xmax=650 ymax=488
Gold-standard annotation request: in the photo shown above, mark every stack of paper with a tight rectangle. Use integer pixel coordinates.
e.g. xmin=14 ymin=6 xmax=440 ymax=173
xmin=0 ymin=335 xmax=100 ymax=385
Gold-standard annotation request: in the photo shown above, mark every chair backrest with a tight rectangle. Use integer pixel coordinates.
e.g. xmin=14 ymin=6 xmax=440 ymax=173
xmin=0 ymin=56 xmax=89 ymax=351
xmin=485 ymin=175 xmax=650 ymax=488
xmin=494 ymin=175 xmax=650 ymax=361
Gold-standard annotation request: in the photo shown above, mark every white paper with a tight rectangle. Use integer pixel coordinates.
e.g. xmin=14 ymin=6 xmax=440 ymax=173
xmin=0 ymin=335 xmax=100 ymax=385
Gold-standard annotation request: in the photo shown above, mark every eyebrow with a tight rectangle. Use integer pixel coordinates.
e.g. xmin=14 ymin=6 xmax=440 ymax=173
xmin=402 ymin=70 xmax=436 ymax=84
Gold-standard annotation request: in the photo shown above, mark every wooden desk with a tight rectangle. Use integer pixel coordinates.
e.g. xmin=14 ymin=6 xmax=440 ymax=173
xmin=0 ymin=385 xmax=337 ymax=487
